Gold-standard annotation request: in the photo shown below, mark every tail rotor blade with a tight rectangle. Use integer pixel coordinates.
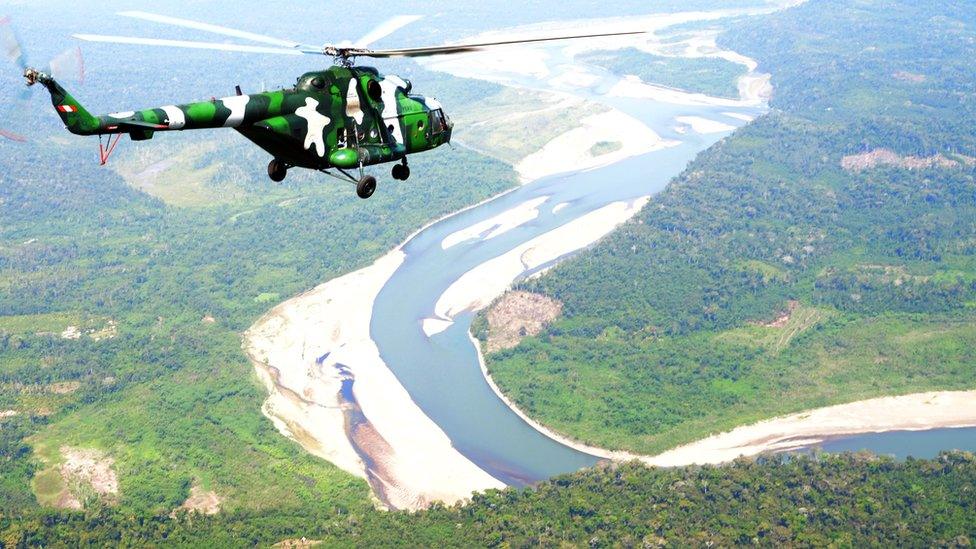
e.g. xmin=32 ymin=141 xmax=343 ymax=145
xmin=47 ymin=46 xmax=85 ymax=84
xmin=0 ymin=85 xmax=31 ymax=142
xmin=0 ymin=16 xmax=27 ymax=70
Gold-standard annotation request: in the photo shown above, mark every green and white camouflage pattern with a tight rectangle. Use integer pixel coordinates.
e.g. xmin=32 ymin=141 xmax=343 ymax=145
xmin=30 ymin=65 xmax=452 ymax=170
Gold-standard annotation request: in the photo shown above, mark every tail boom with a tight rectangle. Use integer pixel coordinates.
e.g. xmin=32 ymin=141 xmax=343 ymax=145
xmin=27 ymin=68 xmax=288 ymax=139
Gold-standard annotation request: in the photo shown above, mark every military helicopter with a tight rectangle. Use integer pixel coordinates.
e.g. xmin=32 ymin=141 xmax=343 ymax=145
xmin=13 ymin=12 xmax=645 ymax=198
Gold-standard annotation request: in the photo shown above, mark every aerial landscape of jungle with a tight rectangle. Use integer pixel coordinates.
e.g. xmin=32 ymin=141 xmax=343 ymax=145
xmin=1 ymin=0 xmax=974 ymax=546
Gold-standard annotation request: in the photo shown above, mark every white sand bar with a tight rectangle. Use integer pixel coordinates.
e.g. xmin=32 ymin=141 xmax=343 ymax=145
xmin=676 ymin=116 xmax=738 ymax=134
xmin=436 ymin=197 xmax=650 ymax=320
xmin=442 ymin=196 xmax=550 ymax=250
xmin=516 ymin=111 xmax=676 ymax=182
xmin=245 ymin=251 xmax=503 ymax=510
xmin=646 ymin=391 xmax=976 ymax=466
xmin=478 ymin=376 xmax=976 ymax=468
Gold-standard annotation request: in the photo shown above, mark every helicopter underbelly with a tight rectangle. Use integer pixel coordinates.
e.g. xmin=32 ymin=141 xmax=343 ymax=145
xmin=237 ymin=119 xmax=408 ymax=171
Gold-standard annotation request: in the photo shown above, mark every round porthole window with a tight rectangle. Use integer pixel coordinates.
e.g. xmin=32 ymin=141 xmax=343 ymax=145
xmin=368 ymin=80 xmax=383 ymax=101
xmin=311 ymin=77 xmax=325 ymax=89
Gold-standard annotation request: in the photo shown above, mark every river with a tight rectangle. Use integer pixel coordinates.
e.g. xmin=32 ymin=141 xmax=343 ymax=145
xmin=370 ymin=36 xmax=766 ymax=485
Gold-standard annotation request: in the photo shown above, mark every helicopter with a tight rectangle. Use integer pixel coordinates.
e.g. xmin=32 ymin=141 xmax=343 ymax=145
xmin=13 ymin=12 xmax=645 ymax=198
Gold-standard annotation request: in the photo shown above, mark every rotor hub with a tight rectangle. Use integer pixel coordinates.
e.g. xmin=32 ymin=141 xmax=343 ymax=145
xmin=23 ymin=67 xmax=44 ymax=86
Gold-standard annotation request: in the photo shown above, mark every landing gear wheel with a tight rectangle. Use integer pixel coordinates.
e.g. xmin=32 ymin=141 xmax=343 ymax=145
xmin=357 ymin=175 xmax=377 ymax=199
xmin=391 ymin=163 xmax=410 ymax=181
xmin=268 ymin=159 xmax=287 ymax=183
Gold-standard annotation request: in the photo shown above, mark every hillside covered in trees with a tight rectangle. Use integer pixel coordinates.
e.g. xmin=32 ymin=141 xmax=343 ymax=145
xmin=4 ymin=452 xmax=975 ymax=546
xmin=482 ymin=0 xmax=976 ymax=453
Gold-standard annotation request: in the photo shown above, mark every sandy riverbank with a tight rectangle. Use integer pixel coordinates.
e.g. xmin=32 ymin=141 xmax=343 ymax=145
xmin=245 ymin=250 xmax=504 ymax=511
xmin=516 ymin=111 xmax=678 ymax=182
xmin=475 ymin=356 xmax=976 ymax=466
xmin=435 ymin=197 xmax=650 ymax=322
xmin=647 ymin=391 xmax=976 ymax=465
xmin=441 ymin=195 xmax=550 ymax=250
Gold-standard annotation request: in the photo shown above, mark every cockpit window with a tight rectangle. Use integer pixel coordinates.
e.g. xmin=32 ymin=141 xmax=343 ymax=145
xmin=431 ymin=109 xmax=446 ymax=133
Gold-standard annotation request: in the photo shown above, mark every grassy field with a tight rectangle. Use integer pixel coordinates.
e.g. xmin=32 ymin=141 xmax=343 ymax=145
xmin=451 ymin=87 xmax=610 ymax=165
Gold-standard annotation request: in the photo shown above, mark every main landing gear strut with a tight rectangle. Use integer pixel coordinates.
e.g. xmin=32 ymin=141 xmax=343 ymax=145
xmin=266 ymin=157 xmax=404 ymax=200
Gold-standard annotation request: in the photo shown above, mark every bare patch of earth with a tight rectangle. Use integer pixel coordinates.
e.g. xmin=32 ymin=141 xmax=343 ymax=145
xmin=486 ymin=291 xmax=563 ymax=353
xmin=55 ymin=446 xmax=119 ymax=509
xmin=274 ymin=539 xmax=322 ymax=548
xmin=841 ymin=148 xmax=974 ymax=172
xmin=759 ymin=300 xmax=799 ymax=328
xmin=176 ymin=483 xmax=222 ymax=515
xmin=893 ymin=70 xmax=926 ymax=83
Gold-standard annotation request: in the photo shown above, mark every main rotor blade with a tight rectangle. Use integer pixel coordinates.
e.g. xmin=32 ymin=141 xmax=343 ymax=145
xmin=0 ymin=16 xmax=27 ymax=70
xmin=73 ymin=34 xmax=305 ymax=56
xmin=361 ymin=29 xmax=648 ymax=58
xmin=117 ymin=11 xmax=310 ymax=49
xmin=353 ymin=15 xmax=422 ymax=49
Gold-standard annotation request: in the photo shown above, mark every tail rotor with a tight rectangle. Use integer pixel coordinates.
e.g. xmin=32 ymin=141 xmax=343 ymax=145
xmin=1 ymin=16 xmax=85 ymax=141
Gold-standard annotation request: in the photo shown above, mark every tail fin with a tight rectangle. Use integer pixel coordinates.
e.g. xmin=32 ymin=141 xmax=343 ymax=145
xmin=25 ymin=68 xmax=99 ymax=135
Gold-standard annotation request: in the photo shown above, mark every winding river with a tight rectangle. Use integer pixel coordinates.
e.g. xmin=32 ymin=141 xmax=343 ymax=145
xmin=370 ymin=39 xmax=766 ymax=484
xmin=249 ymin=11 xmax=975 ymax=507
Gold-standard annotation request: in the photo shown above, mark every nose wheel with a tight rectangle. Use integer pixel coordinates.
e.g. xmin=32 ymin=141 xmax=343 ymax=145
xmin=268 ymin=159 xmax=288 ymax=182
xmin=391 ymin=161 xmax=410 ymax=181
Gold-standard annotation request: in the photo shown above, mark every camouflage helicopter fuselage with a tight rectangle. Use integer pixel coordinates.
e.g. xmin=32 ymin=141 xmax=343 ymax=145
xmin=29 ymin=65 xmax=452 ymax=193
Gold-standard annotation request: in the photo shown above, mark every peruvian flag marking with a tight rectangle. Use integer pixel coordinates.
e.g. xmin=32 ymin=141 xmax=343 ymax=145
xmin=57 ymin=105 xmax=78 ymax=113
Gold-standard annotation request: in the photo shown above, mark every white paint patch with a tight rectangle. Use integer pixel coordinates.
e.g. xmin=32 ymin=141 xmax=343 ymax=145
xmin=675 ymin=116 xmax=737 ymax=134
xmin=221 ymin=95 xmax=250 ymax=127
xmin=441 ymin=196 xmax=549 ymax=250
xmin=108 ymin=111 xmax=135 ymax=119
xmin=345 ymin=78 xmax=364 ymax=125
xmin=295 ymin=97 xmax=331 ymax=158
xmin=425 ymin=97 xmax=443 ymax=111
xmin=161 ymin=105 xmax=185 ymax=130
xmin=379 ymin=75 xmax=407 ymax=144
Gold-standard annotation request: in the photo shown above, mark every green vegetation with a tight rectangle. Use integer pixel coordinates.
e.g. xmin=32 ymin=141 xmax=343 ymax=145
xmin=589 ymin=141 xmax=623 ymax=157
xmin=578 ymin=48 xmax=747 ymax=98
xmin=4 ymin=453 xmax=976 ymax=546
xmin=452 ymin=88 xmax=607 ymax=166
xmin=483 ymin=0 xmax=976 ymax=453
xmin=4 ymin=0 xmax=976 ymax=545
